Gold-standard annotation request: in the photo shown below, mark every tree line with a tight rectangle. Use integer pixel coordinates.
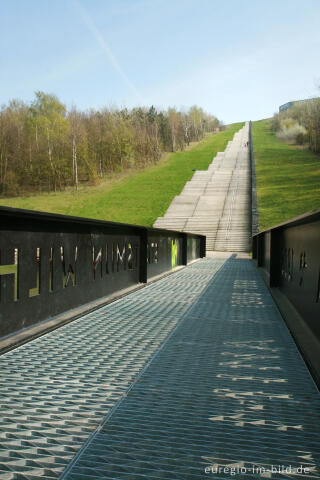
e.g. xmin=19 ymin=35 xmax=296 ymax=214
xmin=0 ymin=92 xmax=221 ymax=196
xmin=271 ymin=96 xmax=320 ymax=153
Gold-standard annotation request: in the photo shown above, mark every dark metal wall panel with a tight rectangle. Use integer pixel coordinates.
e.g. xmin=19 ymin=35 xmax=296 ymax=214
xmin=0 ymin=230 xmax=140 ymax=337
xmin=0 ymin=207 xmax=205 ymax=340
xmin=253 ymin=210 xmax=320 ymax=384
xmin=147 ymin=234 xmax=183 ymax=279
xmin=276 ymin=221 xmax=320 ymax=338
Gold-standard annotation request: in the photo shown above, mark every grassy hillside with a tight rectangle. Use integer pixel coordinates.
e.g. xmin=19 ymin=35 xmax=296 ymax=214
xmin=0 ymin=123 xmax=243 ymax=226
xmin=252 ymin=119 xmax=320 ymax=231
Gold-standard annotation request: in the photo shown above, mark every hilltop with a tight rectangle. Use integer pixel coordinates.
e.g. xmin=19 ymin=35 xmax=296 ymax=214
xmin=1 ymin=119 xmax=319 ymax=230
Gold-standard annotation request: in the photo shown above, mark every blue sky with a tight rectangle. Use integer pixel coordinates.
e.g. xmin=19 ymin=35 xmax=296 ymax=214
xmin=1 ymin=0 xmax=319 ymax=123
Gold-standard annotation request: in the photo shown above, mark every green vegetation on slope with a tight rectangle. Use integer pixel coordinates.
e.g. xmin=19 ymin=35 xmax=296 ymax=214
xmin=0 ymin=123 xmax=244 ymax=226
xmin=272 ymin=96 xmax=320 ymax=153
xmin=252 ymin=119 xmax=320 ymax=231
xmin=0 ymin=93 xmax=220 ymax=197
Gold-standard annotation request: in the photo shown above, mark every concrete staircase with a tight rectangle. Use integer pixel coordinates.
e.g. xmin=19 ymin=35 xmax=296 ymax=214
xmin=153 ymin=122 xmax=251 ymax=252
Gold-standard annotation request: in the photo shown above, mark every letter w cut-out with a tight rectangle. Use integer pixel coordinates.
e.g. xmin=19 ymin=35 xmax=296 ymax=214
xmin=117 ymin=244 xmax=126 ymax=272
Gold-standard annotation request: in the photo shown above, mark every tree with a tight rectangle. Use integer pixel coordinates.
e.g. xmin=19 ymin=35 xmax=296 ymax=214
xmin=0 ymin=92 xmax=221 ymax=197
xmin=29 ymin=92 xmax=69 ymax=191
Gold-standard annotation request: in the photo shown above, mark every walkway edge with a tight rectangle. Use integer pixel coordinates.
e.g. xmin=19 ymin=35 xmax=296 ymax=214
xmin=269 ymin=286 xmax=320 ymax=389
xmin=0 ymin=264 xmax=189 ymax=356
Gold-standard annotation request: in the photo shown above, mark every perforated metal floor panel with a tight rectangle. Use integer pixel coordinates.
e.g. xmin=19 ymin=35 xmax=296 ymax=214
xmin=0 ymin=260 xmax=224 ymax=480
xmin=61 ymin=258 xmax=320 ymax=480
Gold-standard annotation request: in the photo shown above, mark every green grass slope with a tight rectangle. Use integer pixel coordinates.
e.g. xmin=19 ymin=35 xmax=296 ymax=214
xmin=0 ymin=123 xmax=243 ymax=226
xmin=252 ymin=119 xmax=320 ymax=231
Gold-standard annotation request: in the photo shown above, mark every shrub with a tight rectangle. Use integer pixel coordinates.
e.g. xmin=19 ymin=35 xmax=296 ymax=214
xmin=276 ymin=121 xmax=307 ymax=144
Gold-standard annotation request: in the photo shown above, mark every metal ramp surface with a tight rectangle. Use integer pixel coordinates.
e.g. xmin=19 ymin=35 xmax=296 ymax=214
xmin=0 ymin=260 xmax=223 ymax=479
xmin=1 ymin=258 xmax=320 ymax=479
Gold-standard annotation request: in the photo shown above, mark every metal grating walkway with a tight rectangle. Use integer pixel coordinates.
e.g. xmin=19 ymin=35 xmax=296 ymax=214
xmin=0 ymin=259 xmax=223 ymax=479
xmin=62 ymin=257 xmax=320 ymax=480
xmin=1 ymin=257 xmax=320 ymax=479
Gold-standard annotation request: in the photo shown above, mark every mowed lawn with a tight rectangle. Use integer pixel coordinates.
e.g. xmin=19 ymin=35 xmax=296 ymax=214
xmin=252 ymin=119 xmax=320 ymax=231
xmin=0 ymin=123 xmax=243 ymax=226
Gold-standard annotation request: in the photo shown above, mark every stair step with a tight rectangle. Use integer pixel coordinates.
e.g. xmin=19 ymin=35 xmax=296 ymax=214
xmin=154 ymin=122 xmax=252 ymax=252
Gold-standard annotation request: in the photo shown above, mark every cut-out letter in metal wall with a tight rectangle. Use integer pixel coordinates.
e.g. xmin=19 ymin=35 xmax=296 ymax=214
xmin=93 ymin=247 xmax=103 ymax=280
xmin=29 ymin=248 xmax=41 ymax=297
xmin=171 ymin=239 xmax=178 ymax=268
xmin=61 ymin=246 xmax=77 ymax=288
xmin=0 ymin=248 xmax=19 ymax=302
xmin=117 ymin=244 xmax=126 ymax=272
